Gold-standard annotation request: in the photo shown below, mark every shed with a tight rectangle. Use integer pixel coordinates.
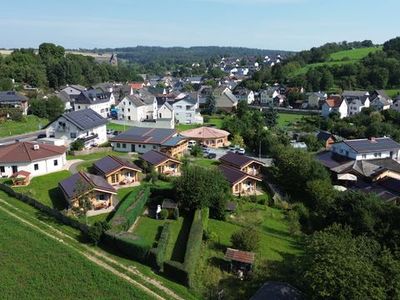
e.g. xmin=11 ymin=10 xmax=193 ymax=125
xmin=225 ymin=247 xmax=255 ymax=274
xmin=11 ymin=170 xmax=31 ymax=186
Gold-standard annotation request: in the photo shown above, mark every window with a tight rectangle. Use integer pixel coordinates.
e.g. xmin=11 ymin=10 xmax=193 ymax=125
xmin=70 ymin=132 xmax=77 ymax=139
xmin=138 ymin=144 xmax=141 ymax=148
xmin=153 ymin=145 xmax=156 ymax=149
xmin=111 ymin=174 xmax=117 ymax=183
xmin=159 ymin=113 xmax=162 ymax=118
xmin=129 ymin=102 xmax=131 ymax=105
xmin=117 ymin=143 xmax=121 ymax=148
xmin=98 ymin=194 xmax=105 ymax=201
xmin=34 ymin=164 xmax=39 ymax=171
xmin=122 ymin=143 xmax=126 ymax=148
xmin=362 ymin=154 xmax=366 ymax=159
xmin=54 ymin=160 xmax=58 ymax=166
xmin=78 ymin=105 xmax=81 ymax=109
xmin=128 ymin=108 xmax=130 ymax=112
xmin=0 ymin=166 xmax=4 ymax=173
xmin=374 ymin=152 xmax=382 ymax=158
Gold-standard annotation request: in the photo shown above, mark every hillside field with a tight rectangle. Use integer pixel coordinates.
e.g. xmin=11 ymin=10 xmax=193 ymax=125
xmin=0 ymin=208 xmax=153 ymax=300
xmin=290 ymin=46 xmax=382 ymax=77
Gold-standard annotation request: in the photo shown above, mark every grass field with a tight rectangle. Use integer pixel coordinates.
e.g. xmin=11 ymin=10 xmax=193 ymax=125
xmin=13 ymin=170 xmax=71 ymax=209
xmin=290 ymin=47 xmax=382 ymax=77
xmin=0 ymin=115 xmax=48 ymax=138
xmin=134 ymin=216 xmax=165 ymax=247
xmin=67 ymin=150 xmax=128 ymax=161
xmin=107 ymin=122 xmax=132 ymax=132
xmin=277 ymin=113 xmax=307 ymax=128
xmin=191 ymin=158 xmax=219 ymax=168
xmin=176 ymin=116 xmax=224 ymax=132
xmin=385 ymin=89 xmax=400 ymax=98
xmin=0 ymin=209 xmax=153 ymax=300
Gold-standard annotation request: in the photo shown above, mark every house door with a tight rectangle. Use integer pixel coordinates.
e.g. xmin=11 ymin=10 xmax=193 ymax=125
xmin=131 ymin=144 xmax=135 ymax=152
xmin=12 ymin=166 xmax=18 ymax=173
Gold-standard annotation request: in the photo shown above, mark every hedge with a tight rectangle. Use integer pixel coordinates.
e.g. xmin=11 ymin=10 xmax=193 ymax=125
xmin=162 ymin=208 xmax=209 ymax=287
xmin=103 ymin=232 xmax=151 ymax=263
xmin=183 ymin=208 xmax=208 ymax=288
xmin=151 ymin=222 xmax=171 ymax=271
xmin=110 ymin=185 xmax=150 ymax=231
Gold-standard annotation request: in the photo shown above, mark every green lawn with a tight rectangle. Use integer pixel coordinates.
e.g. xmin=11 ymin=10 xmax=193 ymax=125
xmin=176 ymin=123 xmax=200 ymax=132
xmin=0 ymin=209 xmax=153 ymax=300
xmin=385 ymin=89 xmax=400 ymax=98
xmin=0 ymin=115 xmax=48 ymax=138
xmin=67 ymin=150 xmax=129 ymax=161
xmin=277 ymin=113 xmax=307 ymax=128
xmin=191 ymin=158 xmax=219 ymax=168
xmin=107 ymin=122 xmax=132 ymax=132
xmin=13 ymin=170 xmax=71 ymax=210
xmin=134 ymin=216 xmax=165 ymax=247
xmin=176 ymin=115 xmax=224 ymax=132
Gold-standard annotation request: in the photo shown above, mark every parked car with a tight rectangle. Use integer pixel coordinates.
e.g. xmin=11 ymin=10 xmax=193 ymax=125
xmin=207 ymin=152 xmax=217 ymax=159
xmin=37 ymin=133 xmax=46 ymax=139
xmin=228 ymin=146 xmax=236 ymax=152
xmin=236 ymin=148 xmax=245 ymax=155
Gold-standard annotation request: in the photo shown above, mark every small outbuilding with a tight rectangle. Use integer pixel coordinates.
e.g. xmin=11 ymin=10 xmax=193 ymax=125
xmin=225 ymin=247 xmax=255 ymax=275
xmin=11 ymin=170 xmax=31 ymax=186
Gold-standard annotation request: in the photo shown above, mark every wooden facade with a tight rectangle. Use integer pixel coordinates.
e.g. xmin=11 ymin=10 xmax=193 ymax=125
xmin=232 ymin=177 xmax=261 ymax=195
xmin=105 ymin=167 xmax=140 ymax=185
xmin=155 ymin=159 xmax=181 ymax=175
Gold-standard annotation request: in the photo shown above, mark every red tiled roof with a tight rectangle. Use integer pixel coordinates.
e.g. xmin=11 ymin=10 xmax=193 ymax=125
xmin=0 ymin=142 xmax=66 ymax=163
xmin=325 ymin=95 xmax=343 ymax=108
xmin=180 ymin=126 xmax=230 ymax=139
xmin=225 ymin=248 xmax=255 ymax=264
xmin=11 ymin=170 xmax=31 ymax=178
xmin=131 ymin=82 xmax=144 ymax=90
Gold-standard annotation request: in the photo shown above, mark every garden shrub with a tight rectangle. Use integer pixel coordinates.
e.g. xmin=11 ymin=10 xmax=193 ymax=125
xmin=103 ymin=232 xmax=151 ymax=262
xmin=160 ymin=209 xmax=168 ymax=220
xmin=163 ymin=260 xmax=188 ymax=285
xmin=153 ymin=222 xmax=171 ymax=271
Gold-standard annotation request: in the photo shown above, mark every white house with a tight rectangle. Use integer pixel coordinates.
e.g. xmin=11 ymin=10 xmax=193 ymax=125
xmin=45 ymin=108 xmax=108 ymax=148
xmin=370 ymin=90 xmax=392 ymax=111
xmin=306 ymin=92 xmax=327 ymax=108
xmin=171 ymin=95 xmax=203 ymax=124
xmin=0 ymin=142 xmax=67 ymax=178
xmin=233 ymin=89 xmax=255 ymax=104
xmin=73 ymin=89 xmax=115 ymax=118
xmin=260 ymin=88 xmax=280 ymax=106
xmin=331 ymin=137 xmax=400 ymax=161
xmin=116 ymin=90 xmax=157 ymax=122
xmin=342 ymin=90 xmax=370 ymax=116
xmin=321 ymin=96 xmax=348 ymax=119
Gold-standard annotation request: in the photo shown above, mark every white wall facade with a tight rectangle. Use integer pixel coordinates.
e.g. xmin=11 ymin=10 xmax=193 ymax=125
xmin=172 ymin=99 xmax=203 ymax=124
xmin=111 ymin=142 xmax=160 ymax=154
xmin=331 ymin=142 xmax=399 ymax=161
xmin=0 ymin=153 xmax=66 ymax=178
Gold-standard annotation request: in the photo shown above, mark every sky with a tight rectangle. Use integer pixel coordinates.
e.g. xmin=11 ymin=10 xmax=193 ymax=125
xmin=1 ymin=0 xmax=399 ymax=51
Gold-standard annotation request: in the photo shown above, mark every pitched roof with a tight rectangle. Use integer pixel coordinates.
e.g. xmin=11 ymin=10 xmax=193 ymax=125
xmin=0 ymin=91 xmax=28 ymax=103
xmin=111 ymin=127 xmax=177 ymax=145
xmin=56 ymin=109 xmax=107 ymax=131
xmin=325 ymin=95 xmax=343 ymax=108
xmin=131 ymin=82 xmax=144 ymax=90
xmin=317 ymin=131 xmax=334 ymax=142
xmin=250 ymin=282 xmax=303 ymax=300
xmin=11 ymin=170 xmax=31 ymax=178
xmin=0 ymin=142 xmax=66 ymax=163
xmin=93 ymin=155 xmax=142 ymax=176
xmin=225 ymin=248 xmax=255 ymax=264
xmin=180 ymin=126 xmax=230 ymax=139
xmin=342 ymin=137 xmax=400 ymax=153
xmin=140 ymin=150 xmax=180 ymax=166
xmin=342 ymin=90 xmax=369 ymax=97
xmin=59 ymin=171 xmax=116 ymax=201
xmin=74 ymin=89 xmax=112 ymax=105
xmin=124 ymin=94 xmax=146 ymax=107
xmin=219 ymin=152 xmax=263 ymax=169
xmin=161 ymin=135 xmax=187 ymax=147
xmin=219 ymin=165 xmax=261 ymax=185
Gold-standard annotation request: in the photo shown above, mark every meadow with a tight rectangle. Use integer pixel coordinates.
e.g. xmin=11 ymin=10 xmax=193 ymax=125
xmin=0 ymin=115 xmax=48 ymax=137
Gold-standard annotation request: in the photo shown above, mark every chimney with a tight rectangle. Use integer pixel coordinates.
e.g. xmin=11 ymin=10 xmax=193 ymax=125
xmin=33 ymin=143 xmax=40 ymax=150
xmin=369 ymin=137 xmax=376 ymax=143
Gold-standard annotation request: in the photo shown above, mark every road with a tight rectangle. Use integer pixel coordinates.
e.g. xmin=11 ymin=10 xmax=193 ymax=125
xmin=0 ymin=129 xmax=46 ymax=145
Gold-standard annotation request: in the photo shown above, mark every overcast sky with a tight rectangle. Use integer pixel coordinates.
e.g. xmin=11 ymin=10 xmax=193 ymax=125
xmin=1 ymin=0 xmax=399 ymax=51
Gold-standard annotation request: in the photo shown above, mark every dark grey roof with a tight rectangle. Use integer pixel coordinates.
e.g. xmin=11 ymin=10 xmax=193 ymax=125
xmin=74 ymin=89 xmax=112 ymax=105
xmin=125 ymin=94 xmax=146 ymax=107
xmin=94 ymin=155 xmax=141 ymax=175
xmin=173 ymin=95 xmax=197 ymax=105
xmin=342 ymin=90 xmax=369 ymax=97
xmin=161 ymin=135 xmax=186 ymax=147
xmin=140 ymin=150 xmax=179 ymax=166
xmin=343 ymin=138 xmax=400 ymax=153
xmin=134 ymin=89 xmax=156 ymax=105
xmin=111 ymin=127 xmax=176 ymax=145
xmin=219 ymin=152 xmax=263 ymax=169
xmin=373 ymin=90 xmax=390 ymax=100
xmin=56 ymin=90 xmax=73 ymax=103
xmin=315 ymin=151 xmax=352 ymax=169
xmin=219 ymin=165 xmax=259 ymax=185
xmin=0 ymin=91 xmax=28 ymax=103
xmin=61 ymin=109 xmax=107 ymax=131
xmin=250 ymin=281 xmax=303 ymax=300
xmin=59 ymin=172 xmax=116 ymax=201
xmin=162 ymin=199 xmax=178 ymax=209
xmin=317 ymin=131 xmax=334 ymax=142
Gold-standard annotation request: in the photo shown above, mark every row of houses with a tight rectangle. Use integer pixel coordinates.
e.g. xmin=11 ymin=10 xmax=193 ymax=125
xmin=321 ymin=90 xmax=397 ymax=118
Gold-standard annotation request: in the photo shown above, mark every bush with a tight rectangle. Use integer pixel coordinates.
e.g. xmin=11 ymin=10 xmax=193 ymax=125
xmin=160 ymin=209 xmax=168 ymax=220
xmin=153 ymin=222 xmax=171 ymax=271
xmin=203 ymin=229 xmax=218 ymax=243
xmin=70 ymin=139 xmax=84 ymax=151
xmin=231 ymin=227 xmax=260 ymax=252
xmin=87 ymin=221 xmax=110 ymax=245
xmin=190 ymin=144 xmax=203 ymax=157
xmin=173 ymin=207 xmax=179 ymax=220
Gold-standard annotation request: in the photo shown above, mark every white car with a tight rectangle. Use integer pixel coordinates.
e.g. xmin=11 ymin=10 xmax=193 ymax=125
xmin=236 ymin=148 xmax=245 ymax=155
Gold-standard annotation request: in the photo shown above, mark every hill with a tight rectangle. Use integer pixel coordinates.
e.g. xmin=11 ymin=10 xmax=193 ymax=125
xmin=289 ymin=46 xmax=382 ymax=77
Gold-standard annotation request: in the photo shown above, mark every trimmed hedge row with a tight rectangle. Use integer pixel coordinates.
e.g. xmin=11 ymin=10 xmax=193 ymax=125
xmin=103 ymin=232 xmax=151 ymax=263
xmin=0 ymin=183 xmax=89 ymax=234
xmin=184 ymin=208 xmax=209 ymax=287
xmin=110 ymin=185 xmax=150 ymax=231
xmin=149 ymin=222 xmax=171 ymax=271
xmin=163 ymin=208 xmax=209 ymax=287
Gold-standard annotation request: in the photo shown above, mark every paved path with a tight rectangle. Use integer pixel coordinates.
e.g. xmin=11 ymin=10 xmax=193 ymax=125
xmin=65 ymin=159 xmax=84 ymax=174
